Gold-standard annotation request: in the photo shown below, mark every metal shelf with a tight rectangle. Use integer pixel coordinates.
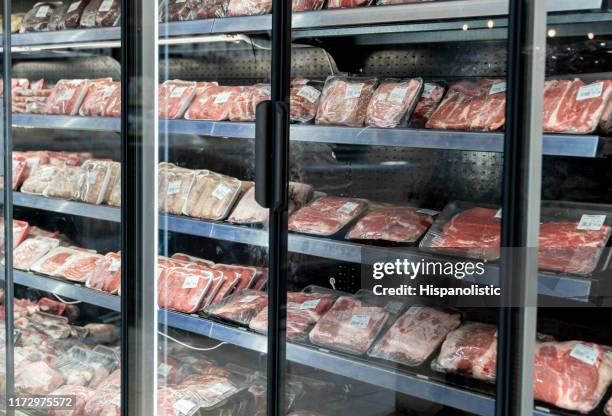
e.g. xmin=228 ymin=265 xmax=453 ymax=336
xmin=13 ymin=192 xmax=120 ymax=221
xmin=13 ymin=116 xmax=609 ymax=157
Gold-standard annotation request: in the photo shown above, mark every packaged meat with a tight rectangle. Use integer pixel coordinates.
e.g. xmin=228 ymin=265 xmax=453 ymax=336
xmin=20 ymin=164 xmax=59 ymax=195
xmin=288 ymin=196 xmax=368 ymax=236
xmin=534 ymin=341 xmax=612 ymax=413
xmin=327 ymin=0 xmax=371 ymax=8
xmin=315 ymin=76 xmax=377 ymax=127
xmin=159 ymin=80 xmax=198 ymax=120
xmin=158 ymin=267 xmax=213 ymax=313
xmin=431 ymin=321 xmax=497 ymax=382
xmin=182 ymin=170 xmax=242 ymax=221
xmin=86 ymin=252 xmax=121 ymax=294
xmin=409 ymin=82 xmax=446 ymax=127
xmin=80 ymin=0 xmax=120 ymax=27
xmin=49 ymin=385 xmax=96 ymax=416
xmin=426 ymin=79 xmax=506 ymax=131
xmin=543 ymin=79 xmax=612 ymax=134
xmin=228 ymin=84 xmax=270 ymax=122
xmin=45 ymin=79 xmax=89 ymax=115
xmin=290 ymin=82 xmax=322 ymax=123
xmin=37 ymin=297 xmax=67 ymax=316
xmin=214 ymin=264 xmax=257 ymax=292
xmin=30 ymin=247 xmax=80 ymax=276
xmin=13 ymin=237 xmax=60 ymax=271
xmin=103 ymin=162 xmax=120 ymax=204
xmin=107 ymin=167 xmax=121 ymax=206
xmin=54 ymin=346 xmax=115 ymax=387
xmin=600 ymin=97 xmax=612 ymax=134
xmin=226 ymin=0 xmax=271 ymax=16
xmin=8 ymin=220 xmax=31 ymax=249
xmin=20 ymin=150 xmax=51 ymax=179
xmin=207 ymin=271 xmax=236 ymax=305
xmin=419 ymin=203 xmax=501 ymax=261
xmin=346 ymin=205 xmax=434 ymax=243
xmin=14 ymin=361 xmax=63 ymax=394
xmin=84 ymin=323 xmax=120 ymax=344
xmin=184 ymin=85 xmax=241 ymax=121
xmin=368 ymin=305 xmax=461 ymax=366
xmin=47 ymin=2 xmax=68 ymax=30
xmin=206 ymin=289 xmax=266 ymax=325
xmin=11 ymin=13 xmax=25 ymax=33
xmin=365 ymin=78 xmax=423 ymax=128
xmin=171 ymin=252 xmax=214 ymax=267
xmin=20 ymin=2 xmax=62 ymax=32
xmin=79 ymin=79 xmax=118 ymax=117
xmin=48 ymin=151 xmax=82 ymax=166
xmin=43 ymin=165 xmax=80 ymax=199
xmin=181 ymin=374 xmax=248 ymax=412
xmin=83 ymin=388 xmax=121 ymax=416
xmin=55 ymin=252 xmax=103 ymax=282
xmin=157 ymin=387 xmax=201 ymax=416
xmin=62 ymin=0 xmax=90 ymax=29
xmin=309 ymin=295 xmax=390 ymax=355
xmin=292 ymin=0 xmax=324 ymax=11
xmin=12 ymin=156 xmax=27 ymax=190
xmin=160 ymin=0 xmax=194 ymax=21
xmin=159 ymin=167 xmax=196 ymax=214
xmin=72 ymin=160 xmax=113 ymax=205
xmin=105 ymin=82 xmax=121 ymax=117
xmin=188 ymin=0 xmax=226 ymax=18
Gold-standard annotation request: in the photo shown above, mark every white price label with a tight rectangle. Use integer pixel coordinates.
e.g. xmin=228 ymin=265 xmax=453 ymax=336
xmin=345 ymin=83 xmax=364 ymax=99
xmin=405 ymin=305 xmax=422 ymax=315
xmin=570 ymin=343 xmax=599 ymax=366
xmin=67 ymin=1 xmax=81 ymax=13
xmin=299 ymin=299 xmax=320 ymax=310
xmin=170 ymin=86 xmax=187 ymax=98
xmin=416 ymin=208 xmax=439 ymax=217
xmin=108 ymin=258 xmax=121 ymax=272
xmin=172 ymin=399 xmax=196 ymax=415
xmin=103 ymin=85 xmax=116 ymax=98
xmin=40 ymin=166 xmax=55 ymax=180
xmin=182 ymin=275 xmax=200 ymax=289
xmin=489 ymin=82 xmax=507 ymax=95
xmin=87 ymin=171 xmax=98 ymax=185
xmin=388 ymin=86 xmax=408 ymax=104
xmin=349 ymin=314 xmax=370 ymax=328
xmin=99 ymin=0 xmax=114 ymax=12
xmin=212 ymin=183 xmax=232 ymax=199
xmin=577 ymin=214 xmax=606 ymax=231
xmin=338 ymin=201 xmax=359 ymax=214
xmin=239 ymin=295 xmax=259 ymax=303
xmin=385 ymin=301 xmax=403 ymax=314
xmin=214 ymin=91 xmax=232 ymax=105
xmin=296 ymin=86 xmax=321 ymax=104
xmin=157 ymin=363 xmax=172 ymax=376
xmin=175 ymin=0 xmax=187 ymax=3
xmin=59 ymin=88 xmax=75 ymax=101
xmin=35 ymin=5 xmax=50 ymax=18
xmin=576 ymin=82 xmax=604 ymax=101
xmin=258 ymin=85 xmax=271 ymax=95
xmin=494 ymin=208 xmax=502 ymax=219
xmin=167 ymin=180 xmax=182 ymax=196
xmin=201 ymin=382 xmax=233 ymax=397
xmin=421 ymin=83 xmax=436 ymax=99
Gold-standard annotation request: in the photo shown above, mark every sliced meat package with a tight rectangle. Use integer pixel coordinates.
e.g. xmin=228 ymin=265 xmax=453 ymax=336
xmin=534 ymin=341 xmax=612 ymax=413
xmin=315 ymin=76 xmax=377 ymax=127
xmin=426 ymin=79 xmax=506 ymax=131
xmin=49 ymin=385 xmax=96 ymax=416
xmin=160 ymin=0 xmax=194 ymax=21
xmin=158 ymin=267 xmax=213 ymax=313
xmin=103 ymin=162 xmax=121 ymax=204
xmin=20 ymin=164 xmax=59 ymax=195
xmin=20 ymin=2 xmax=62 ymax=32
xmin=80 ymin=0 xmax=120 ymax=27
xmin=171 ymin=252 xmax=214 ymax=267
xmin=72 ymin=159 xmax=113 ymax=205
xmin=79 ymin=79 xmax=118 ymax=117
xmin=366 ymin=78 xmax=423 ymax=128
xmin=368 ymin=305 xmax=461 ymax=367
xmin=184 ymin=85 xmax=241 ymax=121
xmin=62 ymin=0 xmax=91 ymax=29
xmin=182 ymin=170 xmax=242 ymax=221
xmin=309 ymin=295 xmax=390 ymax=355
xmin=12 ymin=156 xmax=27 ymax=190
xmin=159 ymin=166 xmax=196 ymax=214
xmin=45 ymin=79 xmax=89 ymax=115
xmin=54 ymin=252 xmax=103 ymax=282
xmin=104 ymin=82 xmax=121 ymax=117
xmin=85 ymin=252 xmax=121 ymax=294
xmin=3 ymin=219 xmax=31 ymax=249
xmin=43 ymin=165 xmax=80 ymax=199
xmin=431 ymin=321 xmax=497 ymax=382
xmin=208 ymin=269 xmax=237 ymax=305
xmin=327 ymin=0 xmax=371 ymax=8
xmin=82 ymin=388 xmax=121 ymax=416
xmin=214 ymin=264 xmax=257 ymax=293
xmin=292 ymin=0 xmax=324 ymax=11
xmin=30 ymin=247 xmax=80 ymax=276
xmin=188 ymin=0 xmax=226 ymax=18
xmin=206 ymin=289 xmax=267 ymax=325
xmin=159 ymin=80 xmax=198 ymax=119
xmin=226 ymin=0 xmax=271 ymax=16
xmin=290 ymin=82 xmax=322 ymax=123
xmin=409 ymin=82 xmax=446 ymax=127
xmin=14 ymin=361 xmax=63 ymax=395
xmin=228 ymin=84 xmax=270 ymax=122
xmin=48 ymin=151 xmax=82 ymax=166
xmin=600 ymin=98 xmax=612 ymax=134
xmin=346 ymin=205 xmax=434 ymax=243
xmin=37 ymin=297 xmax=67 ymax=316
xmin=107 ymin=166 xmax=121 ymax=206
xmin=13 ymin=237 xmax=60 ymax=271
xmin=179 ymin=374 xmax=246 ymax=412
xmin=288 ymin=196 xmax=367 ymax=236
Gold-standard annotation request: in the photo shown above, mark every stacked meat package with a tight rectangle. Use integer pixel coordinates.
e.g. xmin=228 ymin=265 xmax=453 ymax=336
xmin=288 ymin=196 xmax=368 ymax=236
xmin=315 ymin=76 xmax=378 ymax=127
xmin=365 ymin=78 xmax=423 ymax=128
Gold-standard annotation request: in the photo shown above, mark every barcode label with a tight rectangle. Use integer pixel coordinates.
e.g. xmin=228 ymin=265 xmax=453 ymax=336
xmin=345 ymin=83 xmax=364 ymax=99
xmin=214 ymin=91 xmax=232 ymax=104
xmin=35 ymin=5 xmax=50 ymax=17
xmin=167 ymin=180 xmax=182 ymax=196
xmin=489 ymin=82 xmax=507 ymax=95
xmin=201 ymin=382 xmax=232 ymax=397
xmin=299 ymin=299 xmax=320 ymax=310
xmin=577 ymin=214 xmax=606 ymax=231
xmin=570 ymin=343 xmax=599 ymax=366
xmin=182 ymin=275 xmax=200 ymax=289
xmin=170 ymin=86 xmax=187 ymax=98
xmin=421 ymin=83 xmax=436 ymax=98
xmin=338 ymin=202 xmax=359 ymax=214
xmin=99 ymin=0 xmax=114 ymax=12
xmin=212 ymin=183 xmax=232 ymax=199
xmin=172 ymin=399 xmax=196 ymax=415
xmin=576 ymin=82 xmax=604 ymax=101
xmin=67 ymin=1 xmax=81 ymax=13
xmin=388 ymin=86 xmax=408 ymax=104
xmin=349 ymin=314 xmax=370 ymax=328
xmin=296 ymin=86 xmax=321 ymax=103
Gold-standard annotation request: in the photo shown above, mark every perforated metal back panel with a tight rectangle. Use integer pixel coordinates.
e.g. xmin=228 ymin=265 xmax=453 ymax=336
xmin=13 ymin=56 xmax=121 ymax=83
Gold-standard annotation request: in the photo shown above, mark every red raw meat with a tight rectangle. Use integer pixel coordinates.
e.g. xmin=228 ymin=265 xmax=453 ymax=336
xmin=410 ymin=82 xmax=446 ymax=126
xmin=159 ymin=80 xmax=198 ymax=120
xmin=160 ymin=0 xmax=194 ymax=21
xmin=228 ymin=84 xmax=270 ymax=122
xmin=432 ymin=322 xmax=497 ymax=382
xmin=290 ymin=83 xmax=322 ymax=123
xmin=327 ymin=0 xmax=371 ymax=8
xmin=12 ymin=157 xmax=26 ymax=190
xmin=86 ymin=252 xmax=121 ymax=294
xmin=37 ymin=297 xmax=67 ymax=316
xmin=365 ymin=78 xmax=423 ymax=128
xmin=55 ymin=252 xmax=103 ymax=282
xmin=105 ymin=83 xmax=121 ymax=117
xmin=20 ymin=3 xmax=59 ymax=32
xmin=207 ymin=290 xmax=267 ymax=325
xmin=45 ymin=79 xmax=89 ymax=115
xmin=188 ymin=0 xmax=227 ymax=18
xmin=227 ymin=0 xmax=271 ymax=16
xmin=292 ymin=0 xmax=324 ymax=11
xmin=0 ymin=219 xmax=31 ymax=251
xmin=538 ymin=221 xmax=611 ymax=275
xmin=80 ymin=80 xmax=119 ymax=117
xmin=158 ymin=267 xmax=213 ymax=313
xmin=368 ymin=306 xmax=461 ymax=366
xmin=534 ymin=341 xmax=612 ymax=413
xmin=309 ymin=296 xmax=390 ymax=355
xmin=600 ymin=98 xmax=611 ymax=134
xmin=15 ymin=361 xmax=64 ymax=395
xmin=80 ymin=0 xmax=121 ymax=27
xmin=425 ymin=207 xmax=501 ymax=261
xmin=289 ymin=196 xmax=367 ymax=236
xmin=83 ymin=388 xmax=121 ymax=416
xmin=49 ymin=385 xmax=96 ymax=416
xmin=171 ymin=252 xmax=214 ymax=267
xmin=220 ymin=264 xmax=257 ymax=292
xmin=426 ymin=80 xmax=506 ymax=131
xmin=184 ymin=85 xmax=241 ymax=121
xmin=315 ymin=77 xmax=377 ymax=126
xmin=48 ymin=151 xmax=82 ymax=166
xmin=606 ymin=395 xmax=612 ymax=416
xmin=346 ymin=206 xmax=434 ymax=243
xmin=30 ymin=247 xmax=80 ymax=276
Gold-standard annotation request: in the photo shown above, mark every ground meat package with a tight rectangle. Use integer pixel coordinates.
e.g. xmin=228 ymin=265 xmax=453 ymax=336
xmin=206 ymin=289 xmax=267 ymax=325
xmin=20 ymin=164 xmax=60 ymax=195
xmin=158 ymin=267 xmax=213 ymax=313
xmin=229 ymin=84 xmax=270 ymax=122
xmin=48 ymin=384 xmax=96 ymax=416
xmin=79 ymin=79 xmax=118 ymax=117
xmin=54 ymin=252 xmax=103 ymax=282
xmin=13 ymin=237 xmax=60 ymax=271
xmin=80 ymin=0 xmax=120 ymax=27
xmin=43 ymin=165 xmax=80 ymax=199
xmin=182 ymin=170 xmax=243 ymax=220
xmin=288 ymin=195 xmax=368 ymax=236
xmin=30 ymin=247 xmax=80 ymax=276
xmin=159 ymin=80 xmax=198 ymax=119
xmin=368 ymin=305 xmax=461 ymax=367
xmin=226 ymin=0 xmax=271 ymax=16
xmin=290 ymin=80 xmax=323 ymax=123
xmin=14 ymin=360 xmax=64 ymax=394
xmin=159 ymin=166 xmax=196 ymax=214
xmin=86 ymin=252 xmax=121 ymax=294
xmin=366 ymin=78 xmax=423 ymax=128
xmin=409 ymin=82 xmax=446 ymax=127
xmin=315 ymin=76 xmax=377 ymax=126
xmin=327 ymin=0 xmax=372 ymax=8
xmin=72 ymin=160 xmax=113 ymax=205
xmin=184 ymin=85 xmax=241 ymax=121
xmin=45 ymin=79 xmax=89 ymax=115
xmin=346 ymin=205 xmax=435 ymax=243
xmin=292 ymin=0 xmax=324 ymax=11
xmin=20 ymin=2 xmax=62 ymax=32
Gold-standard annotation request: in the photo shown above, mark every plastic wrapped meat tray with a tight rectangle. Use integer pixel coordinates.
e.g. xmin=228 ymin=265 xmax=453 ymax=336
xmin=43 ymin=165 xmax=80 ymax=200
xmin=79 ymin=79 xmax=118 ymax=117
xmin=158 ymin=267 xmax=213 ymax=313
xmin=80 ymin=0 xmax=120 ymax=27
xmin=182 ymin=170 xmax=242 ymax=221
xmin=292 ymin=0 xmax=324 ymax=11
xmin=365 ymin=78 xmax=423 ymax=128
xmin=0 ymin=220 xmax=32 ymax=250
xmin=288 ymin=196 xmax=368 ymax=236
xmin=188 ymin=0 xmax=227 ymax=18
xmin=45 ymin=79 xmax=89 ymax=115
xmin=62 ymin=0 xmax=90 ymax=29
xmin=290 ymin=81 xmax=322 ymax=123
xmin=103 ymin=162 xmax=121 ymax=204
xmin=105 ymin=82 xmax=121 ymax=117
xmin=327 ymin=0 xmax=372 ymax=8
xmin=345 ymin=205 xmax=435 ymax=244
xmin=226 ymin=0 xmax=271 ymax=16
xmin=48 ymin=385 xmax=96 ymax=416
xmin=54 ymin=252 xmax=103 ymax=282
xmin=315 ymin=76 xmax=377 ymax=127
xmin=159 ymin=166 xmax=196 ymax=215
xmin=409 ymin=82 xmax=446 ymax=127
xmin=228 ymin=84 xmax=270 ymax=122
xmin=72 ymin=160 xmax=113 ymax=205
xmin=20 ymin=164 xmax=60 ymax=195
xmin=12 ymin=156 xmax=26 ymax=190
xmin=83 ymin=388 xmax=121 ymax=416
xmin=419 ymin=201 xmax=501 ymax=261
xmin=86 ymin=252 xmax=121 ymax=294
xmin=368 ymin=305 xmax=461 ymax=366
xmin=184 ymin=85 xmax=241 ymax=121
xmin=13 ymin=237 xmax=60 ymax=271
xmin=14 ymin=361 xmax=64 ymax=394
xmin=159 ymin=80 xmax=198 ymax=120
xmin=206 ymin=290 xmax=267 ymax=325
xmin=160 ymin=0 xmax=194 ymax=21
xmin=20 ymin=2 xmax=62 ymax=32
xmin=213 ymin=264 xmax=257 ymax=293
xmin=47 ymin=3 xmax=67 ymax=30
xmin=30 ymin=247 xmax=80 ymax=276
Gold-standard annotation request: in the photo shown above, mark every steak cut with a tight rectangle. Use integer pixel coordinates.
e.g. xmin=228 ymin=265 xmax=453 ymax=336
xmin=83 ymin=388 xmax=121 ymax=416
xmin=78 ymin=78 xmax=115 ymax=117
xmin=290 ymin=83 xmax=322 ymax=123
xmin=45 ymin=79 xmax=89 ymax=115
xmin=226 ymin=0 xmax=272 ymax=16
xmin=292 ymin=0 xmax=324 ymax=11
xmin=346 ymin=205 xmax=434 ymax=243
xmin=159 ymin=80 xmax=198 ymax=120
xmin=20 ymin=2 xmax=60 ymax=32
xmin=365 ymin=78 xmax=423 ymax=128
xmin=309 ymin=296 xmax=390 ymax=355
xmin=431 ymin=321 xmax=497 ymax=382
xmin=426 ymin=80 xmax=506 ymax=131
xmin=228 ymin=84 xmax=270 ymax=122
xmin=288 ymin=196 xmax=367 ymax=236
xmin=368 ymin=305 xmax=461 ymax=366
xmin=49 ymin=385 xmax=96 ymax=416
xmin=207 ymin=290 xmax=267 ymax=325
xmin=86 ymin=252 xmax=121 ymax=294
xmin=55 ymin=252 xmax=103 ymax=282
xmin=409 ymin=82 xmax=446 ymax=127
xmin=184 ymin=85 xmax=241 ymax=121
xmin=534 ymin=341 xmax=612 ymax=413
xmin=315 ymin=77 xmax=378 ymax=127
xmin=13 ymin=237 xmax=60 ymax=271
xmin=31 ymin=247 xmax=81 ymax=276
xmin=158 ymin=267 xmax=212 ymax=313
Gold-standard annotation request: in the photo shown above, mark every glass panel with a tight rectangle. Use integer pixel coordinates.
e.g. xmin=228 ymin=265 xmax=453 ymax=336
xmin=0 ymin=6 xmax=8 ymax=411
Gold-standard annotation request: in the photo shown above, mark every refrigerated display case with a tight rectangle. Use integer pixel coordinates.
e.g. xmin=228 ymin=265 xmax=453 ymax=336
xmin=0 ymin=0 xmax=610 ymax=416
